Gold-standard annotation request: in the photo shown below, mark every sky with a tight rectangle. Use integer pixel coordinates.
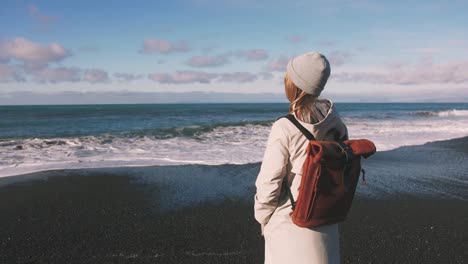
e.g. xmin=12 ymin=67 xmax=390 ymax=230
xmin=1 ymin=0 xmax=468 ymax=104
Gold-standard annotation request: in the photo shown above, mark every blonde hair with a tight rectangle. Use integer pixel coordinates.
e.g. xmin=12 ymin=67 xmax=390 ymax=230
xmin=284 ymin=73 xmax=318 ymax=123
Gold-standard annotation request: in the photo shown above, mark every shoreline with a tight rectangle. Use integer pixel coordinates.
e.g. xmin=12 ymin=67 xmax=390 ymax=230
xmin=1 ymin=136 xmax=467 ymax=201
xmin=1 ymin=134 xmax=468 ymax=179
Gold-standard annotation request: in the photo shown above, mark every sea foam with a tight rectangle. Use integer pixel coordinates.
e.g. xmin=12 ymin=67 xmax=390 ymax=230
xmin=1 ymin=115 xmax=468 ymax=177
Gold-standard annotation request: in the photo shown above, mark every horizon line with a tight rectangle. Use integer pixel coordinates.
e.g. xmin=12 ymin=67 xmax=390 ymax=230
xmin=2 ymin=101 xmax=467 ymax=106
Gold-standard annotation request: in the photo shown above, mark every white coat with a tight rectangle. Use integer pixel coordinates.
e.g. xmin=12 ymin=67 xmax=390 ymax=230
xmin=254 ymin=99 xmax=348 ymax=264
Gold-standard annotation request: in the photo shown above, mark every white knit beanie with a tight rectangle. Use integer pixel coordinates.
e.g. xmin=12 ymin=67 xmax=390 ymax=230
xmin=286 ymin=52 xmax=331 ymax=96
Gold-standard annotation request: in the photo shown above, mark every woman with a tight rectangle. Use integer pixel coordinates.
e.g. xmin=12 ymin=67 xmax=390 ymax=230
xmin=254 ymin=52 xmax=348 ymax=264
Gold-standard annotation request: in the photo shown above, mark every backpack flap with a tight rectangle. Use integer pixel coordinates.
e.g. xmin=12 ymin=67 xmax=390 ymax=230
xmin=343 ymin=139 xmax=377 ymax=158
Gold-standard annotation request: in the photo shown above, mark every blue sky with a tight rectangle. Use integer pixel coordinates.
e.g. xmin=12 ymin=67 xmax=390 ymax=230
xmin=1 ymin=0 xmax=468 ymax=103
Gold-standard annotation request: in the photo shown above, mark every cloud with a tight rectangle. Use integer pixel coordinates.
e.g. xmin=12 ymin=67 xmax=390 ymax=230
xmin=24 ymin=66 xmax=109 ymax=84
xmin=27 ymin=66 xmax=82 ymax=83
xmin=148 ymin=70 xmax=269 ymax=84
xmin=327 ymin=51 xmax=351 ymax=66
xmin=148 ymin=71 xmax=218 ymax=84
xmin=186 ymin=49 xmax=269 ymax=68
xmin=233 ymin=49 xmax=269 ymax=61
xmin=113 ymin=72 xmax=143 ymax=82
xmin=28 ymin=4 xmax=56 ymax=30
xmin=259 ymin=72 xmax=274 ymax=80
xmin=332 ymin=60 xmax=468 ymax=85
xmin=0 ymin=37 xmax=112 ymax=84
xmin=83 ymin=69 xmax=110 ymax=83
xmin=0 ymin=63 xmax=25 ymax=82
xmin=266 ymin=56 xmax=291 ymax=72
xmin=286 ymin=35 xmax=306 ymax=44
xmin=218 ymin=72 xmax=258 ymax=83
xmin=0 ymin=37 xmax=71 ymax=64
xmin=140 ymin=38 xmax=190 ymax=54
xmin=186 ymin=55 xmax=229 ymax=67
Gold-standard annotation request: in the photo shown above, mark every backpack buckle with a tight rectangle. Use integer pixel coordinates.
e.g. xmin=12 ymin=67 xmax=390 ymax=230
xmin=338 ymin=141 xmax=354 ymax=163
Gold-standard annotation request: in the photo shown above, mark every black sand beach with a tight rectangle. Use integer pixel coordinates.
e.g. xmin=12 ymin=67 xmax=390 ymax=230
xmin=1 ymin=137 xmax=467 ymax=263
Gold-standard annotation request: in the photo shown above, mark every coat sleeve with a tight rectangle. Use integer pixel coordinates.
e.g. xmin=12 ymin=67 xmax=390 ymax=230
xmin=254 ymin=120 xmax=289 ymax=225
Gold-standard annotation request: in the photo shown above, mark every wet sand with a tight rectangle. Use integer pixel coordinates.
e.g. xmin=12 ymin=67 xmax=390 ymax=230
xmin=0 ymin=175 xmax=466 ymax=263
xmin=1 ymin=137 xmax=467 ymax=263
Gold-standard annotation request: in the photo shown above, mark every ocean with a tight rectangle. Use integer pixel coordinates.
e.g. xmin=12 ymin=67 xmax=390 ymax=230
xmin=1 ymin=102 xmax=468 ymax=177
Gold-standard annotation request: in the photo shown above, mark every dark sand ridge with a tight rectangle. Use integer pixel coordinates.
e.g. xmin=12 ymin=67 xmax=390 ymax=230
xmin=1 ymin=137 xmax=467 ymax=263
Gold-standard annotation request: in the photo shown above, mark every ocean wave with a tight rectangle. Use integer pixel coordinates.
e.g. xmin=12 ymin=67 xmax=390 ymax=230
xmin=123 ymin=119 xmax=274 ymax=139
xmin=0 ymin=123 xmax=273 ymax=176
xmin=2 ymin=113 xmax=468 ymax=177
xmin=0 ymin=120 xmax=275 ymax=141
xmin=345 ymin=113 xmax=397 ymax=120
xmin=411 ymin=109 xmax=468 ymax=117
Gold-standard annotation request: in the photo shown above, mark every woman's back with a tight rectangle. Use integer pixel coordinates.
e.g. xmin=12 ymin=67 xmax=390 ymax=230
xmin=255 ymin=99 xmax=346 ymax=264
xmin=254 ymin=52 xmax=346 ymax=264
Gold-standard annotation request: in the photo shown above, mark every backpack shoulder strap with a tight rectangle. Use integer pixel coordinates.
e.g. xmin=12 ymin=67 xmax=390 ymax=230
xmin=279 ymin=114 xmax=315 ymax=211
xmin=282 ymin=114 xmax=316 ymax=141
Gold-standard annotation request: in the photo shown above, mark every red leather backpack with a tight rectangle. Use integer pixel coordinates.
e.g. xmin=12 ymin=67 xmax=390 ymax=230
xmin=282 ymin=114 xmax=376 ymax=228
